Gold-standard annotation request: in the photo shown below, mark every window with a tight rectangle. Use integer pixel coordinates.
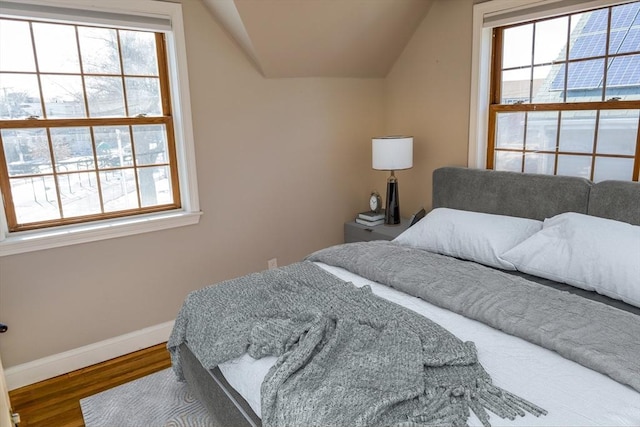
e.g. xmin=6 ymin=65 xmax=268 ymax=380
xmin=468 ymin=0 xmax=640 ymax=181
xmin=487 ymin=1 xmax=640 ymax=182
xmin=0 ymin=21 xmax=180 ymax=231
xmin=0 ymin=1 xmax=200 ymax=255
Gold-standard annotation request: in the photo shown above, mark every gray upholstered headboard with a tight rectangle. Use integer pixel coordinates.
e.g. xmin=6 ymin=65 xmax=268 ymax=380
xmin=432 ymin=167 xmax=640 ymax=225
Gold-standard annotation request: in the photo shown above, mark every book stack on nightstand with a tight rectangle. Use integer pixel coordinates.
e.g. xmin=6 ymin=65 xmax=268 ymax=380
xmin=355 ymin=210 xmax=385 ymax=226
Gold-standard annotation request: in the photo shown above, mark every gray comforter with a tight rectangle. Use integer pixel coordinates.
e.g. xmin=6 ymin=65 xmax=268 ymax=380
xmin=308 ymin=241 xmax=640 ymax=393
xmin=168 ymin=259 xmax=544 ymax=426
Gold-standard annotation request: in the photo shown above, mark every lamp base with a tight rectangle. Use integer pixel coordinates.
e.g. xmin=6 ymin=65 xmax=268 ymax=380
xmin=385 ymin=171 xmax=400 ymax=225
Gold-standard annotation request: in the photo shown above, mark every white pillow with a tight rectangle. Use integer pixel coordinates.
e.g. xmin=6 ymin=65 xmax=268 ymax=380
xmin=502 ymin=212 xmax=640 ymax=307
xmin=393 ymin=208 xmax=543 ymax=270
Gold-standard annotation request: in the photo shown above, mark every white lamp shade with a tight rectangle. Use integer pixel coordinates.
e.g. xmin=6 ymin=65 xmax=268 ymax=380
xmin=372 ymin=136 xmax=413 ymax=170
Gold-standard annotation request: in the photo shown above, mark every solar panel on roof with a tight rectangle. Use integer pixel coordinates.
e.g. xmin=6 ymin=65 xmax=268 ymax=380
xmin=609 ymin=30 xmax=628 ymax=53
xmin=534 ymin=2 xmax=640 ymax=95
xmin=619 ymin=27 xmax=640 ymax=53
xmin=611 ymin=2 xmax=640 ymax=29
xmin=581 ymin=8 xmax=609 ymax=33
xmin=570 ymin=33 xmax=606 ymax=59
xmin=607 ymin=55 xmax=640 ymax=87
xmin=550 ymin=64 xmax=566 ymax=91
xmin=549 ymin=3 xmax=640 ymax=91
xmin=568 ymin=59 xmax=604 ymax=89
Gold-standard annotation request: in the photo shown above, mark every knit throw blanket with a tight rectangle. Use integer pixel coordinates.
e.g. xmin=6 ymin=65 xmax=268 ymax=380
xmin=168 ymin=261 xmax=545 ymax=426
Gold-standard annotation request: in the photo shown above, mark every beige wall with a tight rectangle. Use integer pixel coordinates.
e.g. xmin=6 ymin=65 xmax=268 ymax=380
xmin=0 ymin=0 xmax=476 ymax=369
xmin=380 ymin=0 xmax=474 ymax=215
xmin=0 ymin=0 xmax=384 ymax=367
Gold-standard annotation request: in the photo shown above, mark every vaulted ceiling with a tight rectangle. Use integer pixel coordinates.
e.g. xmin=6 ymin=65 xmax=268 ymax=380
xmin=200 ymin=0 xmax=433 ymax=78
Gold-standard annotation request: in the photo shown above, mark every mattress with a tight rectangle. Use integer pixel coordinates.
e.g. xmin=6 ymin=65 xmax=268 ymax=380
xmin=217 ymin=262 xmax=640 ymax=427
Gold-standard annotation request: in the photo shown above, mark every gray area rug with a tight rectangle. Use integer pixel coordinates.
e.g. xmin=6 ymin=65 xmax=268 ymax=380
xmin=80 ymin=368 xmax=215 ymax=427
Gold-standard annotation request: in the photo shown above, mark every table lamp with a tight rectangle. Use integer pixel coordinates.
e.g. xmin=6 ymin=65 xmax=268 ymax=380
xmin=372 ymin=136 xmax=413 ymax=225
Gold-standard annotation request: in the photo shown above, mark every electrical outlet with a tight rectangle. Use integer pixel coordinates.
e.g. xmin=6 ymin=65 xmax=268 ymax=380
xmin=267 ymin=258 xmax=278 ymax=270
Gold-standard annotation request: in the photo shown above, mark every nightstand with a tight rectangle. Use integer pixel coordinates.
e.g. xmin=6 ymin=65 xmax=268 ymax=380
xmin=344 ymin=218 xmax=410 ymax=243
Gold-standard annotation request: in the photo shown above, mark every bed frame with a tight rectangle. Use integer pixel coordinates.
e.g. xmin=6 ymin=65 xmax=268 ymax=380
xmin=178 ymin=166 xmax=640 ymax=426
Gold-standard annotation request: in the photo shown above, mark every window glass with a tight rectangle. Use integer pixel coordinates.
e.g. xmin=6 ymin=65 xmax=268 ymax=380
xmin=78 ymin=27 xmax=121 ymax=75
xmin=495 ymin=151 xmax=523 ymax=172
xmin=41 ymin=75 xmax=87 ymax=118
xmin=121 ymin=31 xmax=159 ymax=76
xmin=33 ymin=23 xmax=80 ymax=73
xmin=125 ymin=77 xmax=162 ymax=116
xmin=133 ymin=125 xmax=168 ymax=166
xmin=10 ymin=175 xmax=60 ymax=223
xmin=94 ymin=126 xmax=133 ymax=168
xmin=534 ymin=17 xmax=568 ymax=65
xmin=558 ymin=111 xmax=597 ymax=153
xmin=50 ymin=127 xmax=94 ymax=172
xmin=101 ymin=169 xmax=138 ymax=212
xmin=596 ymin=110 xmax=639 ymax=155
xmin=0 ymin=73 xmax=42 ymax=119
xmin=524 ymin=153 xmax=555 ymax=175
xmin=502 ymin=24 xmax=533 ymax=69
xmin=85 ymin=76 xmax=126 ymax=117
xmin=525 ymin=111 xmax=558 ymax=151
xmin=0 ymin=20 xmax=35 ymax=72
xmin=1 ymin=128 xmax=51 ymax=176
xmin=593 ymin=157 xmax=634 ymax=181
xmin=59 ymin=171 xmax=102 ymax=217
xmin=605 ymin=55 xmax=640 ymax=100
xmin=557 ymin=154 xmax=592 ymax=179
xmin=496 ymin=112 xmax=525 ymax=149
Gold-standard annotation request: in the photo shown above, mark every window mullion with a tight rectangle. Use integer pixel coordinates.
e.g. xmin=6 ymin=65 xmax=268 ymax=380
xmin=552 ymin=111 xmax=562 ymax=175
xmin=74 ymin=25 xmax=90 ymax=120
xmin=529 ymin=23 xmax=536 ymax=103
xmin=28 ymin=21 xmax=47 ymax=120
xmin=590 ymin=110 xmax=602 ymax=181
xmin=73 ymin=24 xmax=106 ymax=215
xmin=487 ymin=108 xmax=497 ymax=169
xmin=521 ymin=111 xmax=528 ymax=173
xmin=127 ymin=125 xmax=142 ymax=209
xmin=88 ymin=126 xmax=106 ymax=214
xmin=634 ymin=114 xmax=640 ymax=180
xmin=116 ymin=29 xmax=130 ymax=118
xmin=563 ymin=15 xmax=571 ymax=103
xmin=43 ymin=127 xmax=64 ymax=222
xmin=602 ymin=7 xmax=612 ymax=100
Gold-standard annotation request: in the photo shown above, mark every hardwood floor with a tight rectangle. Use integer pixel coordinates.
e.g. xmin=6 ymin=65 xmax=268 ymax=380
xmin=8 ymin=343 xmax=171 ymax=427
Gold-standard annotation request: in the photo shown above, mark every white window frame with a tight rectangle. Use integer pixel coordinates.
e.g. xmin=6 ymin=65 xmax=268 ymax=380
xmin=468 ymin=0 xmax=637 ymax=169
xmin=0 ymin=0 xmax=201 ymax=256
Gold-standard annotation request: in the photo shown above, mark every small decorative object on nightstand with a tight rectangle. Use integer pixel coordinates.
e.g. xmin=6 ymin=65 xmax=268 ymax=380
xmin=369 ymin=191 xmax=382 ymax=213
xmin=344 ymin=217 xmax=409 ymax=243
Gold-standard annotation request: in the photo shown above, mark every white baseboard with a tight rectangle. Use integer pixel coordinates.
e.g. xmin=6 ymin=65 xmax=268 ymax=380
xmin=4 ymin=320 xmax=175 ymax=391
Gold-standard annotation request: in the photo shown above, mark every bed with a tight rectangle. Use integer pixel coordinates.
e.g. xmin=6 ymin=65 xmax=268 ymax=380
xmin=168 ymin=166 xmax=640 ymax=427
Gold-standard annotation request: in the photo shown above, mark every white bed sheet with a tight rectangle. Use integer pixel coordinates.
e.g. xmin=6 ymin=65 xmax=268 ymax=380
xmin=218 ymin=262 xmax=640 ymax=426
